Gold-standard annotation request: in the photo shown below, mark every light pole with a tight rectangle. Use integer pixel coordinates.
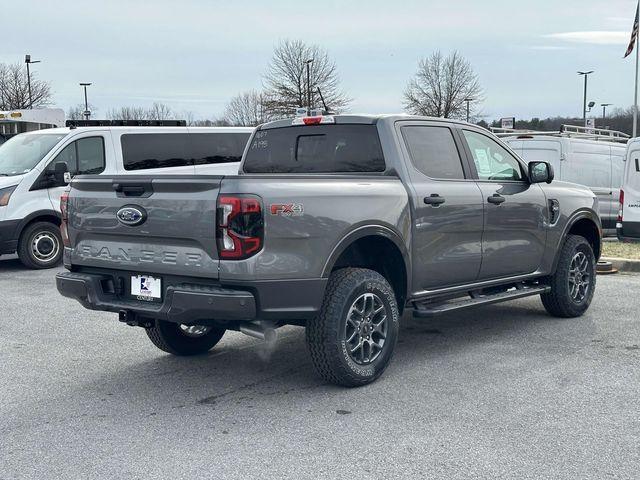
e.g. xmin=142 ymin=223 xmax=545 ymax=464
xmin=578 ymin=71 xmax=594 ymax=127
xmin=305 ymin=59 xmax=314 ymax=112
xmin=24 ymin=55 xmax=41 ymax=109
xmin=600 ymin=103 xmax=612 ymax=125
xmin=464 ymin=98 xmax=474 ymax=123
xmin=79 ymin=83 xmax=91 ymax=120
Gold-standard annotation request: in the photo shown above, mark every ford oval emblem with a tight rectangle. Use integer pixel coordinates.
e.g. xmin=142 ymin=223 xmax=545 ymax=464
xmin=116 ymin=205 xmax=147 ymax=227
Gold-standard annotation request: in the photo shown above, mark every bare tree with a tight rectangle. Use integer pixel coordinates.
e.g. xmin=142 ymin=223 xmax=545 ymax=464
xmin=106 ymin=106 xmax=151 ymax=120
xmin=403 ymin=51 xmax=483 ymax=120
xmin=0 ymin=62 xmax=52 ymax=110
xmin=147 ymin=102 xmax=173 ymax=120
xmin=262 ymin=39 xmax=350 ymax=117
xmin=67 ymin=103 xmax=97 ymax=120
xmin=223 ymin=90 xmax=271 ymax=126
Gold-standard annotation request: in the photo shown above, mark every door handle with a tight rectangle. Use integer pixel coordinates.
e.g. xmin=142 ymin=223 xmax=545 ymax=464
xmin=424 ymin=194 xmax=446 ymax=206
xmin=487 ymin=194 xmax=506 ymax=205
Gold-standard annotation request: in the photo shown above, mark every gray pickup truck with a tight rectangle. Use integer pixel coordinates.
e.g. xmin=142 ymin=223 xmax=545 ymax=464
xmin=56 ymin=114 xmax=601 ymax=386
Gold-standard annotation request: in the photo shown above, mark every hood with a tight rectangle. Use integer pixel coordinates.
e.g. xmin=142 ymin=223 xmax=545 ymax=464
xmin=0 ymin=174 xmax=24 ymax=190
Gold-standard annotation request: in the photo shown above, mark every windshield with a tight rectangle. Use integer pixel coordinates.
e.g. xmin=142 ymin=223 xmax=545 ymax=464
xmin=0 ymin=133 xmax=66 ymax=176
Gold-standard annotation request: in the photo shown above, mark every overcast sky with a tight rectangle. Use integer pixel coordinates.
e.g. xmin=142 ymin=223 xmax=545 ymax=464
xmin=4 ymin=0 xmax=640 ymax=121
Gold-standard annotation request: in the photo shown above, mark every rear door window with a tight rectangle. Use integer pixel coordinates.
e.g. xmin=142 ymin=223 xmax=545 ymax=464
xmin=243 ymin=124 xmax=385 ymax=173
xmin=122 ymin=133 xmax=189 ymax=171
xmin=401 ymin=126 xmax=466 ymax=179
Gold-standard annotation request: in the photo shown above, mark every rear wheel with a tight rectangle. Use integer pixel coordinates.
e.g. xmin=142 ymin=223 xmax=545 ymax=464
xmin=17 ymin=221 xmax=63 ymax=269
xmin=541 ymin=235 xmax=596 ymax=318
xmin=145 ymin=320 xmax=226 ymax=356
xmin=306 ymin=268 xmax=400 ymax=387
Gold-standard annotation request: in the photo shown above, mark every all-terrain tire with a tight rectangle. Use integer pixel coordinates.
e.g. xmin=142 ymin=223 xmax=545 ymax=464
xmin=541 ymin=234 xmax=596 ymax=318
xmin=17 ymin=221 xmax=63 ymax=269
xmin=306 ymin=268 xmax=400 ymax=387
xmin=146 ymin=320 xmax=225 ymax=356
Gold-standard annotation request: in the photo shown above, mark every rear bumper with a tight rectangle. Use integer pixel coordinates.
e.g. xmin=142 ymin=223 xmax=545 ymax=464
xmin=617 ymin=221 xmax=640 ymax=243
xmin=0 ymin=219 xmax=20 ymax=254
xmin=56 ymin=270 xmax=326 ymax=324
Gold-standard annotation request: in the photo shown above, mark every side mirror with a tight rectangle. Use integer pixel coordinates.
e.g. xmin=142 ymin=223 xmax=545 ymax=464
xmin=53 ymin=162 xmax=69 ymax=185
xmin=528 ymin=161 xmax=554 ymax=184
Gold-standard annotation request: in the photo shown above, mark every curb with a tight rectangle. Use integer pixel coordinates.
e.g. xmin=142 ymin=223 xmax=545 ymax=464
xmin=600 ymin=257 xmax=640 ymax=273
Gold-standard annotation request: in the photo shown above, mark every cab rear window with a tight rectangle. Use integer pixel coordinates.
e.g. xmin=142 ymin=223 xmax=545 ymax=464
xmin=243 ymin=124 xmax=385 ymax=173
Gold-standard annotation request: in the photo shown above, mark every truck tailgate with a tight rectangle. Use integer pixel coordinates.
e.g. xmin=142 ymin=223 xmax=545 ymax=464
xmin=66 ymin=175 xmax=221 ymax=279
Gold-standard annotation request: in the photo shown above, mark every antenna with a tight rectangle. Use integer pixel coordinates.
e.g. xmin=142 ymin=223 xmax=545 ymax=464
xmin=317 ymin=87 xmax=330 ymax=114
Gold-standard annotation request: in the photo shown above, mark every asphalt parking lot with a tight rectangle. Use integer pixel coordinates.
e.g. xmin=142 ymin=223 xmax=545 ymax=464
xmin=1 ymin=255 xmax=639 ymax=480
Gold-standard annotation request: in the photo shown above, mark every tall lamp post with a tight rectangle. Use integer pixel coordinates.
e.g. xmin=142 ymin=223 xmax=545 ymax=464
xmin=305 ymin=59 xmax=314 ymax=112
xmin=79 ymin=83 xmax=91 ymax=120
xmin=24 ymin=55 xmax=41 ymax=109
xmin=600 ymin=103 xmax=613 ymax=125
xmin=578 ymin=71 xmax=594 ymax=127
xmin=464 ymin=98 xmax=474 ymax=123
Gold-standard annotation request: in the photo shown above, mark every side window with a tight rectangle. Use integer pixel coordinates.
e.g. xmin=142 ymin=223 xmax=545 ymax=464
xmin=190 ymin=133 xmax=250 ymax=165
xmin=462 ymin=130 xmax=524 ymax=181
xmin=76 ymin=137 xmax=105 ymax=175
xmin=48 ymin=142 xmax=77 ymax=174
xmin=122 ymin=134 xmax=189 ymax=171
xmin=47 ymin=136 xmax=105 ymax=175
xmin=401 ymin=126 xmax=466 ymax=179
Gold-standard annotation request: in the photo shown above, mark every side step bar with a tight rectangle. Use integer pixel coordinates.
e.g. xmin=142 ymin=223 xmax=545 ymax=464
xmin=412 ymin=285 xmax=550 ymax=318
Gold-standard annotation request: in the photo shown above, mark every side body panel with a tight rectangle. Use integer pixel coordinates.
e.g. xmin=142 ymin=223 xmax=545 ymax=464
xmin=217 ymin=175 xmax=410 ymax=282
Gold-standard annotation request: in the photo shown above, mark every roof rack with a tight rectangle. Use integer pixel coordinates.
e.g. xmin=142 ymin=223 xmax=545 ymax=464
xmin=65 ymin=119 xmax=187 ymax=127
xmin=491 ymin=124 xmax=630 ymax=143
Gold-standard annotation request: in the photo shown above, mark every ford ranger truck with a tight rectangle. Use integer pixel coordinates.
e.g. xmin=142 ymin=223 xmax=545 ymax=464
xmin=56 ymin=114 xmax=602 ymax=387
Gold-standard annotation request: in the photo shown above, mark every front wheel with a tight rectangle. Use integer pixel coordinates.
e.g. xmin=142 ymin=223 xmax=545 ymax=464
xmin=145 ymin=320 xmax=226 ymax=356
xmin=306 ymin=268 xmax=400 ymax=387
xmin=17 ymin=221 xmax=63 ymax=269
xmin=541 ymin=235 xmax=596 ymax=318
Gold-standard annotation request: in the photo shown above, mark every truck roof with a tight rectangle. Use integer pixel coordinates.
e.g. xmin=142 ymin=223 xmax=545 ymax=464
xmin=259 ymin=114 xmax=478 ymax=130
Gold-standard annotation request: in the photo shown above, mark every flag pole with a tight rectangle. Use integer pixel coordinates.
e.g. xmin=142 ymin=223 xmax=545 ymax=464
xmin=635 ymin=0 xmax=640 ymax=137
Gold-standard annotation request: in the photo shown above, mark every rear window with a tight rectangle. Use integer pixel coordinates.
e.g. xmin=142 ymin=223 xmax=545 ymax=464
xmin=122 ymin=133 xmax=249 ymax=171
xmin=243 ymin=124 xmax=385 ymax=173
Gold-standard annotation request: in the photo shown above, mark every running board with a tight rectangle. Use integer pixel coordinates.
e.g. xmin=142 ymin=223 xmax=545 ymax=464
xmin=412 ymin=285 xmax=550 ymax=318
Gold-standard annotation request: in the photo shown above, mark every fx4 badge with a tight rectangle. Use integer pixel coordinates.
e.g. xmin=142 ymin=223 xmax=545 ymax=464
xmin=270 ymin=203 xmax=304 ymax=216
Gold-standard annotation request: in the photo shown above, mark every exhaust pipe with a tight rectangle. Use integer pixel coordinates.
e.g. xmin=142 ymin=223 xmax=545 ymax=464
xmin=240 ymin=322 xmax=278 ymax=344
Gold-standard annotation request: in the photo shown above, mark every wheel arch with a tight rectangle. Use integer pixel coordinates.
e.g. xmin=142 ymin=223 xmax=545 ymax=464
xmin=552 ymin=210 xmax=602 ymax=273
xmin=16 ymin=210 xmax=62 ymax=241
xmin=322 ymin=225 xmax=411 ymax=310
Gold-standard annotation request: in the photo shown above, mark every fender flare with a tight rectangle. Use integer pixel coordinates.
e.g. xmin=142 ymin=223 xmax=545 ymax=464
xmin=15 ymin=210 xmax=62 ymax=240
xmin=551 ymin=209 xmax=602 ymax=272
xmin=321 ymin=223 xmax=412 ymax=291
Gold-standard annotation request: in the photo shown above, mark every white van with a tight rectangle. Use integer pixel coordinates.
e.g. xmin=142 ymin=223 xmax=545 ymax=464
xmin=618 ymin=137 xmax=640 ymax=242
xmin=497 ymin=125 xmax=628 ymax=235
xmin=0 ymin=125 xmax=252 ymax=268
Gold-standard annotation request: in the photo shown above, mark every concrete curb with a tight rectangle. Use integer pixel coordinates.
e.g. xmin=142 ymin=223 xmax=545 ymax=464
xmin=601 ymin=257 xmax=640 ymax=273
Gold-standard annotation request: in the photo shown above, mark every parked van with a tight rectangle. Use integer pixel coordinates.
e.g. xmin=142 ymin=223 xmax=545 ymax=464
xmin=618 ymin=137 xmax=640 ymax=242
xmin=497 ymin=125 xmax=628 ymax=234
xmin=0 ymin=123 xmax=252 ymax=268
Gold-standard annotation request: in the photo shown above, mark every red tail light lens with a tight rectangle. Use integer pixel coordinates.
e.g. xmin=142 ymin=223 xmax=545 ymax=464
xmin=617 ymin=189 xmax=625 ymax=223
xmin=217 ymin=195 xmax=263 ymax=259
xmin=60 ymin=191 xmax=70 ymax=247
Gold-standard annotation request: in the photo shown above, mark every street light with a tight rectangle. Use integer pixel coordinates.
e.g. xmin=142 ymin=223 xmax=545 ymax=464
xmin=464 ymin=98 xmax=474 ymax=123
xmin=578 ymin=71 xmax=594 ymax=127
xmin=305 ymin=59 xmax=314 ymax=111
xmin=24 ymin=55 xmax=41 ymax=109
xmin=79 ymin=83 xmax=91 ymax=120
xmin=601 ymin=103 xmax=613 ymax=124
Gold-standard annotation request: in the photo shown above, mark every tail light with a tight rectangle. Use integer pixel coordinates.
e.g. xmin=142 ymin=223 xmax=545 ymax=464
xmin=216 ymin=195 xmax=263 ymax=259
xmin=60 ymin=191 xmax=70 ymax=247
xmin=617 ymin=189 xmax=625 ymax=223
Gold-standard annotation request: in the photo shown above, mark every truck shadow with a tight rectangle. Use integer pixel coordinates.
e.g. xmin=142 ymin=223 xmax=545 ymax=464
xmin=0 ymin=256 xmax=26 ymax=273
xmin=42 ymin=300 xmax=560 ymax=417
